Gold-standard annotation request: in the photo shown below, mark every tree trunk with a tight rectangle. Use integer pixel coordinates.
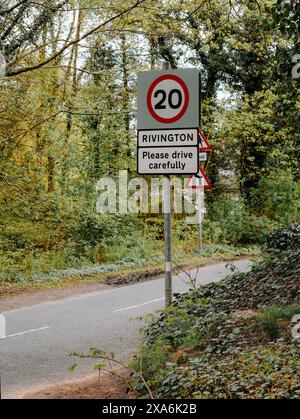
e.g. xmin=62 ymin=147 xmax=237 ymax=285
xmin=47 ymin=155 xmax=55 ymax=193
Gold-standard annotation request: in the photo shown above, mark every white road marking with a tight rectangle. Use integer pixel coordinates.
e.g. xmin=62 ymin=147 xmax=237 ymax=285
xmin=0 ymin=326 xmax=49 ymax=340
xmin=113 ymin=298 xmax=164 ymax=313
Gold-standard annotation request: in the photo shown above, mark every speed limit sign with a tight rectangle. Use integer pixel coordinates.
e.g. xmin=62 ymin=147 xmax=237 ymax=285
xmin=138 ymin=69 xmax=200 ymax=130
xmin=147 ymin=74 xmax=189 ymax=124
xmin=137 ymin=68 xmax=201 ymax=175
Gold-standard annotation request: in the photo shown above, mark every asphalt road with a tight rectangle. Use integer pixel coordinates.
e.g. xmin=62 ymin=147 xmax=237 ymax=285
xmin=0 ymin=259 xmax=251 ymax=399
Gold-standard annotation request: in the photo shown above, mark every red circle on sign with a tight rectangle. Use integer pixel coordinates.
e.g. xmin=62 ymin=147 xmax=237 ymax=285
xmin=147 ymin=74 xmax=189 ymax=124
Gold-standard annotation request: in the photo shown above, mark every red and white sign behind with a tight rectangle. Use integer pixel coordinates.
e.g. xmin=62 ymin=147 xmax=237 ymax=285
xmin=199 ymin=129 xmax=212 ymax=151
xmin=186 ymin=167 xmax=212 ymax=189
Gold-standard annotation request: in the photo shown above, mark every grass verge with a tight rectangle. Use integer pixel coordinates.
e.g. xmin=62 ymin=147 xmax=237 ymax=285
xmin=0 ymin=244 xmax=259 ymax=298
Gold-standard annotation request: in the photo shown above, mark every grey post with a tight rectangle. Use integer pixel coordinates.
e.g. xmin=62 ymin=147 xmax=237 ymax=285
xmin=198 ymin=189 xmax=203 ymax=250
xmin=198 ymin=211 xmax=203 ymax=250
xmin=164 ymin=176 xmax=172 ymax=307
xmin=162 ymin=60 xmax=173 ymax=307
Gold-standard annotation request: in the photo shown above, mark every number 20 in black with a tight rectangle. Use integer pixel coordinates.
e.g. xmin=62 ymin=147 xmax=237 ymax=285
xmin=154 ymin=89 xmax=183 ymax=110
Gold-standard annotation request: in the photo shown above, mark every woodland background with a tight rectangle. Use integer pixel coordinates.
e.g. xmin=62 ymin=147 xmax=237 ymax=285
xmin=0 ymin=0 xmax=299 ymax=284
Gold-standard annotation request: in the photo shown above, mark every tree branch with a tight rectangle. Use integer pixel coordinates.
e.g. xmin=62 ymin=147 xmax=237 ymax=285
xmin=6 ymin=0 xmax=146 ymax=77
xmin=0 ymin=174 xmax=32 ymax=197
xmin=4 ymin=1 xmax=68 ymax=58
xmin=72 ymin=352 xmax=154 ymax=399
xmin=0 ymin=0 xmax=30 ymax=17
xmin=0 ymin=2 xmax=28 ymax=41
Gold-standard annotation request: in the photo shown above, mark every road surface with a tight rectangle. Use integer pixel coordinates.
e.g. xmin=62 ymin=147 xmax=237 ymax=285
xmin=0 ymin=260 xmax=251 ymax=398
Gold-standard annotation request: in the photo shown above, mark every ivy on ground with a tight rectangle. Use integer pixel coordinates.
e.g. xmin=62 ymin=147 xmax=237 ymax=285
xmin=132 ymin=225 xmax=300 ymax=399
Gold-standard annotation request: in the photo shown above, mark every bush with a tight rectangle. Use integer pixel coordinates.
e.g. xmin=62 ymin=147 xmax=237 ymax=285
xmin=69 ymin=214 xmax=115 ymax=246
xmin=173 ymin=218 xmax=196 ymax=241
xmin=130 ymin=338 xmax=172 ymax=389
xmin=207 ymin=196 xmax=272 ymax=245
xmin=202 ymin=220 xmax=222 ymax=244
xmin=143 ymin=217 xmax=164 ymax=240
xmin=0 ymin=218 xmax=65 ymax=252
xmin=257 ymin=305 xmax=300 ymax=340
xmin=265 ymin=224 xmax=300 ymax=253
xmin=68 ymin=213 xmax=141 ymax=246
xmin=252 ymin=170 xmax=300 ymax=225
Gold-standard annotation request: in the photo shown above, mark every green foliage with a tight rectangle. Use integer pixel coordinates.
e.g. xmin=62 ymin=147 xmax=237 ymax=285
xmin=130 ymin=338 xmax=172 ymax=388
xmin=252 ymin=170 xmax=300 ymax=224
xmin=0 ymin=218 xmax=65 ymax=252
xmin=149 ymin=344 xmax=300 ymax=399
xmin=173 ymin=219 xmax=195 ymax=241
xmin=257 ymin=305 xmax=300 ymax=340
xmin=68 ymin=364 xmax=78 ymax=372
xmin=271 ymin=0 xmax=300 ymax=40
xmin=265 ymin=223 xmax=300 ymax=253
xmin=257 ymin=307 xmax=282 ymax=340
xmin=1 ymin=0 xmax=299 ymax=399
xmin=0 ymin=0 xmax=299 ymax=290
xmin=206 ymin=196 xmax=273 ymax=245
xmin=214 ymin=86 xmax=299 ymax=204
xmin=143 ymin=217 xmax=165 ymax=240
xmin=133 ymin=225 xmax=300 ymax=399
xmin=150 ymin=296 xmax=209 ymax=349
xmin=68 ymin=213 xmax=141 ymax=247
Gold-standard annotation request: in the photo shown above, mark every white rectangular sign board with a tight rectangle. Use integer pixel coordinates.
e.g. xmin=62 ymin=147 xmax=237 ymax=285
xmin=199 ymin=152 xmax=208 ymax=161
xmin=138 ymin=128 xmax=199 ymax=147
xmin=138 ymin=147 xmax=198 ymax=175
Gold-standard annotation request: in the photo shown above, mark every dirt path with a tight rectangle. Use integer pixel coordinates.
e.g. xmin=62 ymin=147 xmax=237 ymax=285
xmin=24 ymin=370 xmax=134 ymax=399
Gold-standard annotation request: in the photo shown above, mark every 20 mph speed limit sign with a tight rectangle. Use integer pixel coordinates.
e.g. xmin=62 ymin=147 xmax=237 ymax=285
xmin=137 ymin=68 xmax=201 ymax=175
xmin=138 ymin=69 xmax=200 ymax=130
xmin=147 ymin=74 xmax=189 ymax=124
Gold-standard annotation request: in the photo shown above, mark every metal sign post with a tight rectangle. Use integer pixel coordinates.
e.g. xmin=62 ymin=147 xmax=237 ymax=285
xmin=163 ymin=176 xmax=172 ymax=307
xmin=197 ymin=189 xmax=204 ymax=250
xmin=162 ymin=61 xmax=172 ymax=308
